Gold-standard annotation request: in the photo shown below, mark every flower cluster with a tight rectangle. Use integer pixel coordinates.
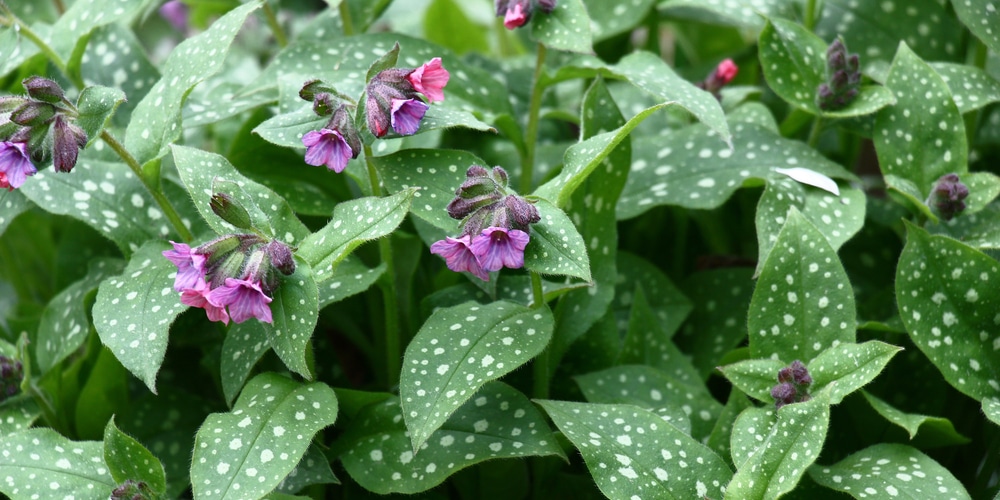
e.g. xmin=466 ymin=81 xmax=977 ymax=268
xmin=300 ymin=57 xmax=449 ymax=172
xmin=0 ymin=355 xmax=23 ymax=403
xmin=0 ymin=77 xmax=88 ymax=190
xmin=816 ymin=38 xmax=862 ymax=111
xmin=770 ymin=360 xmax=813 ymax=409
xmin=431 ymin=166 xmax=540 ymax=281
xmin=495 ymin=0 xmax=557 ymax=30
xmin=696 ymin=59 xmax=739 ymax=97
xmin=929 ymin=173 xmax=970 ymax=221
xmin=110 ymin=479 xmax=153 ymax=500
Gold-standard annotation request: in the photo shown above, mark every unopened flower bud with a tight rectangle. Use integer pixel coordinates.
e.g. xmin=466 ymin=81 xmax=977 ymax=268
xmin=52 ymin=116 xmax=87 ymax=173
xmin=504 ymin=195 xmax=540 ymax=228
xmin=10 ymin=101 xmax=56 ymax=127
xmin=265 ymin=240 xmax=295 ymax=276
xmin=491 ymin=166 xmax=509 ymax=188
xmin=312 ymin=93 xmax=336 ymax=117
xmin=22 ymin=76 xmax=66 ymax=104
xmin=327 ymin=104 xmax=362 ymax=159
xmin=771 ymin=382 xmax=797 ymax=409
xmin=930 ymin=173 xmax=970 ymax=221
xmin=299 ymin=79 xmax=334 ymax=103
xmin=0 ymin=356 xmax=23 ymax=401
xmin=194 ymin=233 xmax=248 ymax=267
xmin=110 ymin=479 xmax=152 ymax=500
xmin=210 ymin=192 xmax=256 ymax=231
xmin=788 ymin=360 xmax=812 ymax=386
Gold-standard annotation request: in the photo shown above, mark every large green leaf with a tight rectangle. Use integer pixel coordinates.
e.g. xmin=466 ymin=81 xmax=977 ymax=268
xmin=809 ymin=444 xmax=971 ymax=499
xmin=400 ymin=301 xmax=553 ymax=450
xmin=862 ymin=391 xmax=969 ymax=444
xmin=583 ymin=0 xmax=655 ymax=41
xmin=80 ymin=24 xmax=160 ymax=126
xmin=530 ymin=0 xmax=593 ymax=54
xmin=931 ymin=62 xmax=1000 ymax=114
xmin=952 ymin=0 xmax=1000 ymax=54
xmin=0 ymin=428 xmax=115 ymax=498
xmin=221 ymin=320 xmax=270 ymax=407
xmin=658 ymin=0 xmax=795 ymax=30
xmin=806 ymin=341 xmax=901 ymax=404
xmin=104 ymin=417 xmax=167 ymax=497
xmin=522 ymin=199 xmax=592 ymax=282
xmin=264 ymin=258 xmax=319 ymax=379
xmin=191 ymin=373 xmax=338 ymax=500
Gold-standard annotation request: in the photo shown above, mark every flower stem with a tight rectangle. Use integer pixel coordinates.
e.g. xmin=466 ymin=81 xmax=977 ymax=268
xmin=52 ymin=0 xmax=65 ymax=15
xmin=519 ymin=43 xmax=547 ymax=194
xmin=807 ymin=117 xmax=823 ymax=148
xmin=261 ymin=2 xmax=288 ymax=48
xmin=364 ymin=145 xmax=401 ymax=386
xmin=338 ymin=0 xmax=355 ymax=36
xmin=804 ymin=0 xmax=820 ymax=31
xmin=530 ymin=271 xmax=550 ymax=399
xmin=101 ymin=131 xmax=193 ymax=242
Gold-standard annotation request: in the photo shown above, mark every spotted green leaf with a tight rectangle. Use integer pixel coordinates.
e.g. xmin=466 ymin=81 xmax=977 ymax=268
xmin=252 ymin=107 xmax=326 ymax=150
xmin=749 ymin=208 xmax=856 ymax=362
xmin=537 ymin=400 xmax=733 ymax=500
xmin=875 ymin=43 xmax=967 ymax=209
xmin=221 ymin=320 xmax=270 ymax=406
xmin=614 ymin=252 xmax=693 ymax=340
xmin=658 ymin=0 xmax=795 ymax=30
xmin=171 ymin=145 xmax=309 ymax=244
xmin=340 ymin=382 xmax=563 ymax=494
xmin=104 ymin=417 xmax=166 ymax=496
xmin=718 ymin=359 xmax=785 ymax=403
xmin=759 ymin=19 xmax=895 ymax=118
xmin=523 ymin=199 xmax=592 ymax=282
xmin=896 ymin=223 xmax=1000 ymax=401
xmin=862 ymin=391 xmax=969 ymax=443
xmin=707 ymin=389 xmax=753 ymax=469
xmin=953 ymin=0 xmax=1000 ymax=54
xmin=931 ymin=62 xmax=1000 ymax=114
xmin=809 ymin=444 xmax=971 ymax=499
xmin=275 ymin=444 xmax=339 ymax=494
xmin=93 ymin=241 xmax=186 ymax=393
xmin=124 ymin=1 xmax=263 ymax=166
xmin=807 ymin=341 xmax=902 ymax=404
xmin=37 ymin=258 xmax=123 ymax=372
xmin=961 ymin=172 xmax=1000 ymax=215
xmin=191 ymin=373 xmax=338 ymax=500
xmin=726 ymin=395 xmax=830 ymax=499
xmin=529 ymin=0 xmax=593 ymax=53
xmin=80 ymin=24 xmax=160 ymax=126
xmin=319 ymin=256 xmax=386 ymax=308
xmin=0 ymin=428 xmax=115 ymax=498
xmin=984 ymin=397 xmax=1000 ymax=426
xmin=729 ymin=406 xmax=774 ymax=467
xmin=296 ymin=189 xmax=415 ymax=283
xmin=583 ymin=0 xmax=655 ymax=41
xmin=930 ymin=201 xmax=1000 ymax=249
xmin=75 ymin=85 xmax=126 ymax=147
xmin=0 ymin=190 xmax=31 ymax=237
xmin=400 ymin=301 xmax=553 ymax=451
xmin=575 ymin=364 xmax=722 ymax=440
xmin=619 ymin=287 xmax=702 ymax=387
xmin=618 ymin=121 xmax=855 ymax=218
xmin=264 ymin=258 xmax=319 ymax=379
xmin=675 ymin=268 xmax=754 ymax=380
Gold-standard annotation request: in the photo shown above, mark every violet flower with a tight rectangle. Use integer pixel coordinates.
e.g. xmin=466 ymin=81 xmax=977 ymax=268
xmin=471 ymin=227 xmax=530 ymax=272
xmin=302 ymin=128 xmax=353 ymax=173
xmin=430 ymin=235 xmax=489 ymax=281
xmin=390 ymin=98 xmax=429 ymax=136
xmin=406 ymin=58 xmax=450 ymax=103
xmin=0 ymin=142 xmax=36 ymax=189
xmin=208 ymin=278 xmax=274 ymax=324
xmin=162 ymin=241 xmax=208 ymax=292
xmin=180 ymin=279 xmax=230 ymax=325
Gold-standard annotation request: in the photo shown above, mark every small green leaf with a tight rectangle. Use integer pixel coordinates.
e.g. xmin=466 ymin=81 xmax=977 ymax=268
xmin=930 ymin=201 xmax=1000 ymax=249
xmin=961 ymin=172 xmax=1000 ymax=215
xmin=952 ymin=0 xmax=1000 ymax=54
xmin=75 ymin=85 xmax=126 ymax=146
xmin=931 ymin=62 xmax=1000 ymax=114
xmin=296 ymin=189 xmax=415 ymax=282
xmin=275 ymin=444 xmax=339 ymax=494
xmin=418 ymin=104 xmax=497 ymax=135
xmin=400 ymin=301 xmax=553 ymax=451
xmin=104 ymin=417 xmax=166 ymax=495
xmin=339 ymin=382 xmax=563 ymax=494
xmin=809 ymin=444 xmax=971 ymax=499
xmin=658 ymin=0 xmax=795 ymax=30
xmin=537 ymin=400 xmax=733 ymax=500
xmin=252 ymin=107 xmax=326 ymax=149
xmin=718 ymin=359 xmax=785 ymax=403
xmin=0 ymin=428 xmax=115 ymax=498
xmin=93 ymin=241 xmax=186 ymax=393
xmin=619 ymin=287 xmax=701 ymax=385
xmin=264 ymin=258 xmax=319 ymax=379
xmin=319 ymin=255 xmax=385 ymax=308
xmin=191 ymin=373 xmax=338 ymax=500
xmin=707 ymin=389 xmax=753 ymax=469
xmin=808 ymin=341 xmax=902 ymax=404
xmin=523 ymin=199 xmax=592 ymax=282
xmin=366 ymin=42 xmax=400 ymax=82
xmin=729 ymin=406 xmax=774 ymax=467
xmin=530 ymin=0 xmax=593 ymax=54
xmin=862 ymin=391 xmax=969 ymax=443
xmin=984 ymin=396 xmax=1000 ymax=426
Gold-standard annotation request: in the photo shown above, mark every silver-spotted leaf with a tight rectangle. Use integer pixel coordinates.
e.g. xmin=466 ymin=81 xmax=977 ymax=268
xmin=953 ymin=0 xmax=1000 ymax=54
xmin=0 ymin=428 xmax=115 ymax=498
xmin=529 ymin=0 xmax=593 ymax=54
xmin=264 ymin=258 xmax=319 ymax=379
xmin=523 ymin=198 xmax=591 ymax=281
xmin=809 ymin=443 xmax=971 ymax=499
xmin=808 ymin=341 xmax=902 ymax=404
xmin=104 ymin=417 xmax=166 ymax=496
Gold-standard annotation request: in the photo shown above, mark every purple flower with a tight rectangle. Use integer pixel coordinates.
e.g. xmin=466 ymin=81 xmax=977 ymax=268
xmin=180 ymin=279 xmax=230 ymax=325
xmin=159 ymin=0 xmax=189 ymax=33
xmin=162 ymin=241 xmax=208 ymax=292
xmin=390 ymin=98 xmax=429 ymax=136
xmin=0 ymin=142 xmax=36 ymax=189
xmin=471 ymin=227 xmax=530 ymax=272
xmin=406 ymin=58 xmax=450 ymax=103
xmin=302 ymin=128 xmax=353 ymax=173
xmin=208 ymin=278 xmax=273 ymax=324
xmin=504 ymin=1 xmax=529 ymax=29
xmin=430 ymin=235 xmax=489 ymax=281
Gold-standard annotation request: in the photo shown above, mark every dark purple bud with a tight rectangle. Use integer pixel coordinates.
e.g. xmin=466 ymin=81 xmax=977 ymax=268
xmin=504 ymin=195 xmax=540 ymax=228
xmin=10 ymin=101 xmax=56 ymax=127
xmin=827 ymin=50 xmax=846 ymax=72
xmin=22 ymin=76 xmax=66 ymax=104
xmin=777 ymin=366 xmax=793 ymax=384
xmin=327 ymin=104 xmax=362 ymax=159
xmin=0 ymin=356 xmax=23 ymax=402
xmin=931 ymin=173 xmax=970 ymax=221
xmin=771 ymin=382 xmax=797 ymax=409
xmin=265 ymin=240 xmax=296 ymax=276
xmin=788 ymin=360 xmax=812 ymax=386
xmin=110 ymin=480 xmax=152 ymax=500
xmin=536 ymin=0 xmax=557 ymax=13
xmin=491 ymin=166 xmax=509 ymax=188
xmin=847 ymin=54 xmax=860 ymax=73
xmin=365 ymin=87 xmax=393 ymax=138
xmin=210 ymin=192 xmax=255 ymax=230
xmin=830 ymin=69 xmax=849 ymax=88
xmin=52 ymin=116 xmax=87 ymax=173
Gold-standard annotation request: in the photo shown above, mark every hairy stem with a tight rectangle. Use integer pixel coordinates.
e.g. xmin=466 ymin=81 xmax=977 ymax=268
xmin=519 ymin=43 xmax=547 ymax=194
xmin=804 ymin=0 xmax=820 ymax=31
xmin=365 ymin=145 xmax=401 ymax=386
xmin=261 ymin=2 xmax=288 ymax=48
xmin=338 ymin=0 xmax=355 ymax=36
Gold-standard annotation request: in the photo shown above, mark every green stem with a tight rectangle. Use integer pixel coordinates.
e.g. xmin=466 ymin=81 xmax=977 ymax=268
xmin=4 ymin=12 xmax=85 ymax=89
xmin=530 ymin=271 xmax=550 ymax=399
xmin=261 ymin=2 xmax=288 ymax=48
xmin=519 ymin=43 xmax=547 ymax=194
xmin=364 ymin=145 xmax=401 ymax=386
xmin=101 ymin=131 xmax=194 ymax=241
xmin=973 ymin=38 xmax=988 ymax=70
xmin=52 ymin=0 xmax=65 ymax=15
xmin=807 ymin=117 xmax=823 ymax=148
xmin=804 ymin=0 xmax=819 ymax=31
xmin=338 ymin=0 xmax=355 ymax=36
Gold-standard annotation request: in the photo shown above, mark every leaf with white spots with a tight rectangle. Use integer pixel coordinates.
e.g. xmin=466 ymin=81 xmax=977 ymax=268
xmin=523 ymin=198 xmax=592 ymax=282
xmin=618 ymin=286 xmax=702 ymax=389
xmin=339 ymin=382 xmax=563 ymax=494
xmin=707 ymin=389 xmax=753 ymax=469
xmin=80 ymin=24 xmax=160 ymax=127
xmin=0 ymin=397 xmax=40 ymax=438
xmin=37 ymin=258 xmax=124 ymax=373
xmin=725 ymin=395 xmax=830 ymax=499
xmin=583 ymin=0 xmax=655 ymax=41
xmin=74 ymin=85 xmax=126 ymax=147
xmin=896 ymin=223 xmax=1000 ymax=401
xmin=0 ymin=189 xmax=31 ymax=238
xmin=263 ymin=258 xmax=319 ymax=380
xmin=862 ymin=391 xmax=969 ymax=443
xmin=171 ymin=145 xmax=309 ymax=243
xmin=530 ymin=0 xmax=593 ymax=54
xmin=959 ymin=172 xmax=1000 ymax=215
xmin=575 ymin=364 xmax=722 ymax=440
xmin=675 ymin=268 xmax=754 ymax=380
xmin=296 ymin=189 xmax=415 ymax=283
xmin=658 ymin=0 xmax=795 ymax=30
xmin=104 ymin=417 xmax=166 ymax=496
xmin=931 ymin=62 xmax=1000 ymax=114
xmin=222 ymin=320 xmax=270 ymax=406
xmin=729 ymin=406 xmax=774 ymax=467
xmin=614 ymin=252 xmax=693 ymax=341
xmin=537 ymin=400 xmax=733 ymax=500
xmin=953 ymin=0 xmax=1000 ymax=54
xmin=875 ymin=43 xmax=967 ymax=205
xmin=93 ymin=241 xmax=187 ymax=393
xmin=275 ymin=444 xmax=339 ymax=494
xmin=809 ymin=443 xmax=971 ymax=500
xmin=807 ymin=341 xmax=902 ymax=405
xmin=19 ymin=158 xmax=175 ymax=254
xmin=984 ymin=396 xmax=1000 ymax=427
xmin=0 ymin=428 xmax=116 ymax=498
xmin=123 ymin=1 xmax=263 ymax=166
xmin=748 ymin=208 xmax=856 ymax=362
xmin=318 ymin=255 xmax=386 ymax=308
xmin=400 ymin=301 xmax=553 ymax=451
xmin=718 ymin=358 xmax=786 ymax=403
xmin=618 ymin=121 xmax=855 ymax=218
xmin=190 ymin=372 xmax=338 ymax=500
xmin=929 ymin=201 xmax=1000 ymax=249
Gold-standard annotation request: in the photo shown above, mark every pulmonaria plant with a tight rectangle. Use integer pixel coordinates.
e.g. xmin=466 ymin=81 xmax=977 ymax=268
xmin=770 ymin=360 xmax=814 ymax=409
xmin=495 ymin=0 xmax=557 ymax=29
xmin=365 ymin=57 xmax=450 ymax=137
xmin=816 ymin=38 xmax=862 ymax=110
xmin=431 ymin=165 xmax=539 ymax=280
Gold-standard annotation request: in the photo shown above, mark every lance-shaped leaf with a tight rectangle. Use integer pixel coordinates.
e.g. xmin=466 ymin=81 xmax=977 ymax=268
xmin=953 ymin=0 xmax=1000 ymax=54
xmin=707 ymin=389 xmax=753 ymax=469
xmin=104 ymin=417 xmax=167 ymax=496
xmin=618 ymin=286 xmax=700 ymax=380
xmin=523 ymin=199 xmax=591 ymax=281
xmin=537 ymin=400 xmax=733 ymax=500
xmin=726 ymin=396 xmax=830 ymax=499
xmin=221 ymin=320 xmax=270 ymax=406
xmin=81 ymin=24 xmax=160 ymax=127
xmin=340 ymin=382 xmax=563 ymax=494
xmin=0 ymin=190 xmax=31 ymax=237
xmin=676 ymin=268 xmax=753 ymax=380
xmin=984 ymin=397 xmax=1000 ymax=427
xmin=932 ymin=63 xmax=1000 ymax=114
xmin=730 ymin=406 xmax=773 ymax=467
xmin=896 ymin=223 xmax=1000 ymax=401
xmin=264 ymin=259 xmax=319 ymax=379
xmin=718 ymin=359 xmax=785 ymax=403
xmin=75 ymin=86 xmax=126 ymax=146
xmin=171 ymin=145 xmax=309 ymax=243
xmin=0 ymin=398 xmax=40 ymax=437
xmin=759 ymin=19 xmax=894 ymax=118
xmin=124 ymin=1 xmax=263 ymax=165
xmin=319 ymin=255 xmax=386 ymax=308
xmin=862 ymin=391 xmax=969 ymax=444
xmin=296 ymin=189 xmax=416 ymax=282
xmin=400 ymin=301 xmax=553 ymax=451
xmin=808 ymin=341 xmax=902 ymax=404
xmin=93 ymin=241 xmax=186 ymax=393
xmin=809 ymin=444 xmax=972 ymax=499
xmin=0 ymin=428 xmax=116 ymax=498
xmin=530 ymin=0 xmax=593 ymax=53
xmin=929 ymin=201 xmax=1000 ymax=249
xmin=191 ymin=373 xmax=338 ymax=500
xmin=275 ymin=444 xmax=339 ymax=494
xmin=748 ymin=208 xmax=856 ymax=362
xmin=658 ymin=0 xmax=794 ymax=30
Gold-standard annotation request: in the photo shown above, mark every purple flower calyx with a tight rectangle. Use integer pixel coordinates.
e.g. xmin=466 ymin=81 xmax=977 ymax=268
xmin=771 ymin=360 xmax=813 ymax=409
xmin=817 ymin=38 xmax=863 ymax=111
xmin=929 ymin=173 xmax=970 ymax=221
xmin=363 ymin=57 xmax=449 ymax=137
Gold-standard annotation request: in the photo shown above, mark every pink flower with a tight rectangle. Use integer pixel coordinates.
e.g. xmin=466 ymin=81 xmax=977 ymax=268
xmin=504 ymin=1 xmax=528 ymax=29
xmin=713 ymin=59 xmax=738 ymax=86
xmin=162 ymin=241 xmax=207 ymax=292
xmin=471 ymin=227 xmax=530 ymax=272
xmin=0 ymin=142 xmax=36 ymax=189
xmin=302 ymin=128 xmax=353 ymax=173
xmin=430 ymin=235 xmax=489 ymax=281
xmin=390 ymin=98 xmax=429 ymax=136
xmin=406 ymin=58 xmax=450 ymax=103
xmin=0 ymin=172 xmax=11 ymax=192
xmin=208 ymin=278 xmax=273 ymax=324
xmin=159 ymin=0 xmax=190 ymax=33
xmin=180 ymin=280 xmax=230 ymax=325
